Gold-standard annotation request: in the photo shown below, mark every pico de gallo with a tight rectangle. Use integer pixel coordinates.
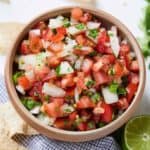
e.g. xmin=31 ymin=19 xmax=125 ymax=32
xmin=13 ymin=8 xmax=139 ymax=131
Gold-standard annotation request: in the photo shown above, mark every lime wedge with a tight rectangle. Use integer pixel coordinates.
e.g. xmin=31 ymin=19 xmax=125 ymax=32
xmin=123 ymin=115 xmax=150 ymax=150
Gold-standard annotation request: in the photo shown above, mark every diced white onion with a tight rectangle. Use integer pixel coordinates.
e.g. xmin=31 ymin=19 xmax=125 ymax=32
xmin=102 ymin=87 xmax=119 ymax=104
xmin=62 ymin=104 xmax=74 ymax=114
xmin=25 ymin=70 xmax=35 ymax=81
xmin=87 ymin=22 xmax=100 ymax=29
xmin=48 ymin=16 xmax=64 ymax=29
xmin=109 ymin=26 xmax=120 ymax=57
xmin=42 ymin=83 xmax=66 ymax=97
xmin=30 ymin=106 xmax=41 ymax=115
xmin=16 ymin=85 xmax=25 ymax=95
xmin=37 ymin=113 xmax=55 ymax=126
xmin=74 ymin=87 xmax=79 ymax=102
xmin=74 ymin=56 xmax=84 ymax=70
xmin=59 ymin=61 xmax=74 ymax=75
xmin=30 ymin=29 xmax=41 ymax=36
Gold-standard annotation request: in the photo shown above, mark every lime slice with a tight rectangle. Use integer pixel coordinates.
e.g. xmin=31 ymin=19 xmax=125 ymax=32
xmin=123 ymin=115 xmax=150 ymax=150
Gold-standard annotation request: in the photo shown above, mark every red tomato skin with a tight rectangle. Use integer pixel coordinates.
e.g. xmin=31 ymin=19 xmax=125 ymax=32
xmin=56 ymin=27 xmax=66 ymax=35
xmin=126 ymin=83 xmax=138 ymax=103
xmin=42 ymin=28 xmax=53 ymax=41
xmin=29 ymin=81 xmax=43 ymax=100
xmin=77 ymin=122 xmax=87 ymax=131
xmin=54 ymin=119 xmax=73 ymax=129
xmin=93 ymin=71 xmax=110 ymax=85
xmin=20 ymin=40 xmax=30 ymax=54
xmin=119 ymin=43 xmax=130 ymax=55
xmin=130 ymin=60 xmax=139 ymax=72
xmin=18 ymin=76 xmax=31 ymax=90
xmin=101 ymin=102 xmax=113 ymax=123
xmin=116 ymin=97 xmax=129 ymax=110
xmin=44 ymin=102 xmax=63 ymax=118
xmin=98 ymin=30 xmax=110 ymax=44
xmin=76 ymin=96 xmax=95 ymax=109
xmin=69 ymin=111 xmax=77 ymax=121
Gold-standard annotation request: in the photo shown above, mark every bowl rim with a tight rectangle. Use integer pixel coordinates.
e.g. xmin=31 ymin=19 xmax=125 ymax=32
xmin=5 ymin=6 xmax=146 ymax=142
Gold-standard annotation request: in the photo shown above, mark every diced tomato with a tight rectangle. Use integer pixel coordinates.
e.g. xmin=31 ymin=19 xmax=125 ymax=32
xmin=35 ymin=66 xmax=50 ymax=80
xmin=65 ymin=87 xmax=75 ymax=97
xmin=128 ymin=73 xmax=139 ymax=85
xmin=93 ymin=70 xmax=110 ymax=85
xmin=75 ymin=72 xmax=87 ymax=93
xmin=114 ymin=61 xmax=124 ymax=77
xmin=130 ymin=60 xmax=139 ymax=72
xmin=42 ymin=70 xmax=57 ymax=82
xmin=42 ymin=28 xmax=53 ymax=41
xmin=20 ymin=40 xmax=30 ymax=54
xmin=44 ymin=102 xmax=63 ymax=118
xmin=47 ymin=56 xmax=61 ymax=67
xmin=120 ymin=54 xmax=131 ymax=70
xmin=29 ymin=33 xmax=43 ymax=53
xmin=61 ymin=74 xmax=75 ymax=88
xmin=79 ymin=13 xmax=92 ymax=23
xmin=69 ymin=111 xmax=77 ymax=121
xmin=75 ymin=34 xmax=86 ymax=45
xmin=71 ymin=7 xmax=83 ymax=21
xmin=76 ymin=96 xmax=95 ymax=109
xmin=100 ymin=102 xmax=113 ymax=123
xmin=18 ymin=76 xmax=31 ymax=90
xmin=119 ymin=43 xmax=130 ymax=55
xmin=54 ymin=118 xmax=73 ymax=129
xmin=50 ymin=97 xmax=64 ymax=105
xmin=56 ymin=27 xmax=66 ymax=35
xmin=98 ymin=30 xmax=110 ymax=44
xmin=77 ymin=122 xmax=87 ymax=131
xmin=126 ymin=83 xmax=138 ymax=103
xmin=87 ymin=121 xmax=96 ymax=130
xmin=116 ymin=97 xmax=129 ymax=110
xmin=80 ymin=110 xmax=91 ymax=121
xmin=74 ymin=47 xmax=94 ymax=55
xmin=81 ymin=58 xmax=93 ymax=74
xmin=34 ymin=21 xmax=46 ymax=30
xmin=29 ymin=81 xmax=42 ymax=100
xmin=50 ymin=33 xmax=64 ymax=43
xmin=48 ymin=41 xmax=63 ymax=52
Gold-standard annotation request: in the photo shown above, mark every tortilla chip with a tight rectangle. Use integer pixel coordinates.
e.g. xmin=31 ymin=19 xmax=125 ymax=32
xmin=0 ymin=102 xmax=27 ymax=137
xmin=0 ymin=22 xmax=25 ymax=55
xmin=0 ymin=102 xmax=38 ymax=137
xmin=0 ymin=112 xmax=26 ymax=150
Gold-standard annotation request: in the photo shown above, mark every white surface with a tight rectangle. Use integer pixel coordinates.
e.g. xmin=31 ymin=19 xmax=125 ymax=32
xmin=0 ymin=0 xmax=149 ymax=115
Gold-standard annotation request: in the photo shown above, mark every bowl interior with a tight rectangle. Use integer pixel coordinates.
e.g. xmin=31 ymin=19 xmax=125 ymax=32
xmin=5 ymin=6 xmax=145 ymax=142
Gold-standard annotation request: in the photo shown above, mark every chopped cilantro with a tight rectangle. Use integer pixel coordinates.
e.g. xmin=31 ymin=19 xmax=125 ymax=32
xmin=91 ymin=93 xmax=101 ymax=103
xmin=98 ymin=122 xmax=105 ymax=128
xmin=88 ymin=29 xmax=99 ymax=39
xmin=117 ymin=87 xmax=127 ymax=95
xmin=44 ymin=95 xmax=50 ymax=102
xmin=55 ymin=65 xmax=61 ymax=76
xmin=21 ymin=97 xmax=41 ymax=110
xmin=63 ymin=18 xmax=71 ymax=27
xmin=88 ymin=51 xmax=98 ymax=57
xmin=108 ymin=67 xmax=115 ymax=76
xmin=109 ymin=83 xmax=119 ymax=93
xmin=75 ymin=23 xmax=85 ymax=30
xmin=149 ymin=63 xmax=150 ymax=70
xmin=85 ymin=79 xmax=95 ymax=88
xmin=74 ymin=45 xmax=82 ymax=49
xmin=13 ymin=71 xmax=23 ymax=84
xmin=88 ymin=122 xmax=95 ymax=129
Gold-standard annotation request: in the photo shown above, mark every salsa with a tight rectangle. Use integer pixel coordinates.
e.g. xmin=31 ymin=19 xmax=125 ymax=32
xmin=13 ymin=8 xmax=139 ymax=131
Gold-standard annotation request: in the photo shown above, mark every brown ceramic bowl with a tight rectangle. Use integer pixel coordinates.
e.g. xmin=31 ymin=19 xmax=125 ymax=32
xmin=5 ymin=6 xmax=145 ymax=142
